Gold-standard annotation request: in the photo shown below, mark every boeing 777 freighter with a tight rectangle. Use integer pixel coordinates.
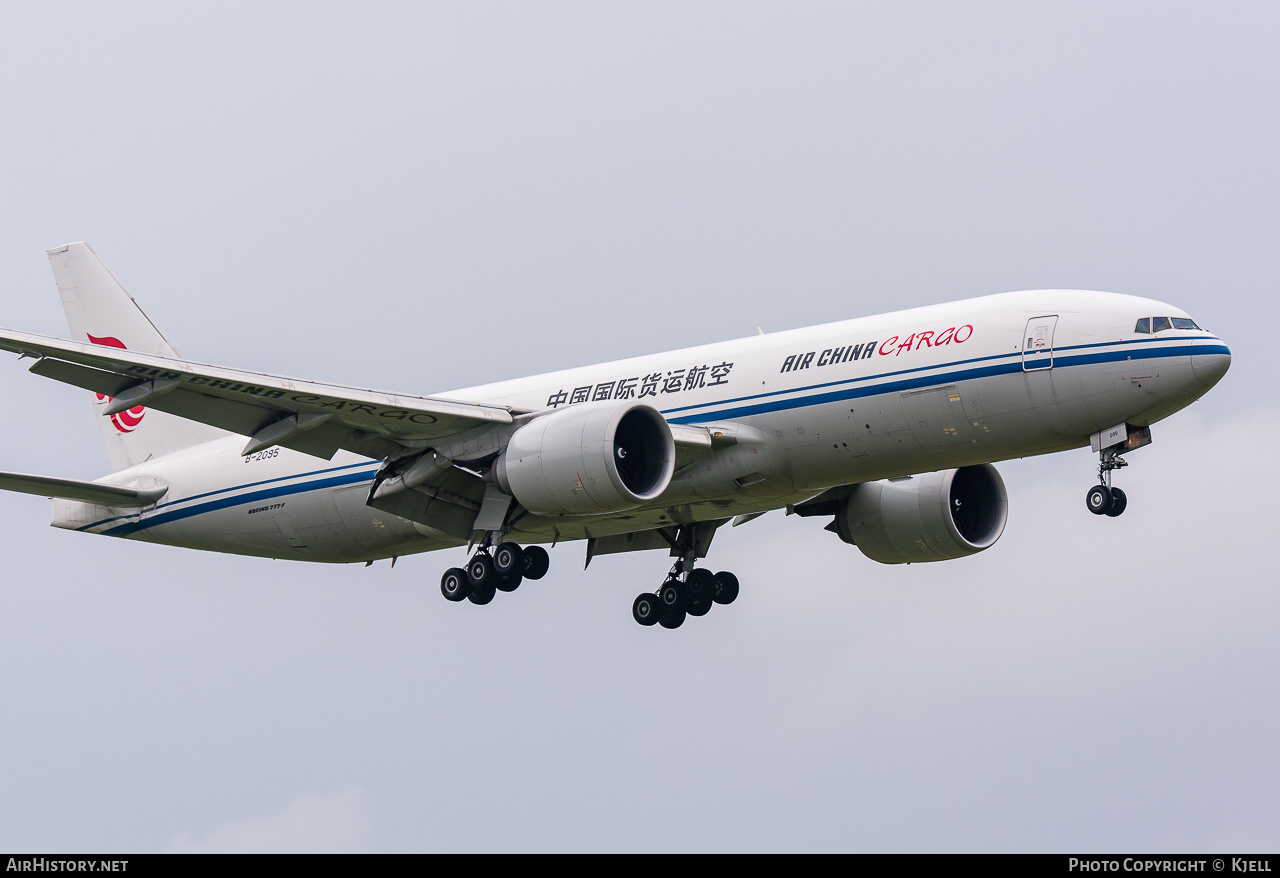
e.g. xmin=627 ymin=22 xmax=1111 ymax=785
xmin=0 ymin=243 xmax=1231 ymax=628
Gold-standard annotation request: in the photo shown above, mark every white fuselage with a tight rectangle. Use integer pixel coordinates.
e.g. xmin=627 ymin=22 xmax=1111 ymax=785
xmin=54 ymin=290 xmax=1231 ymax=563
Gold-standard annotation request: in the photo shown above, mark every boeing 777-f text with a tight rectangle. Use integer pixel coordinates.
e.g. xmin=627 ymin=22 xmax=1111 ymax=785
xmin=0 ymin=244 xmax=1231 ymax=628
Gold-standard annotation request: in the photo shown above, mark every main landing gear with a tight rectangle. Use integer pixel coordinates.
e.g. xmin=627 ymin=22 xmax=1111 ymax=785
xmin=630 ymin=520 xmax=739 ymax=629
xmin=632 ymin=565 xmax=740 ymax=629
xmin=440 ymin=541 xmax=550 ymax=605
xmin=1085 ymin=447 xmax=1129 ymax=517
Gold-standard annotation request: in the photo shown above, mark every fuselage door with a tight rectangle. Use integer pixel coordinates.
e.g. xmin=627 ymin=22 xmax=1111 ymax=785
xmin=1021 ymin=315 xmax=1059 ymax=371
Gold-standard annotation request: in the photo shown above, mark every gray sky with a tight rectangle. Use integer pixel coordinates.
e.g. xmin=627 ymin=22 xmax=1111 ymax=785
xmin=0 ymin=2 xmax=1275 ymax=852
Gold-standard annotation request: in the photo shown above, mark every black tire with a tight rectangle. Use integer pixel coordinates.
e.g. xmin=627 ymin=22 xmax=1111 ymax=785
xmin=468 ymin=583 xmax=496 ymax=605
xmin=687 ymin=599 xmax=711 ymax=617
xmin=493 ymin=542 xmax=524 ymax=577
xmin=632 ymin=593 xmax=660 ymax=626
xmin=658 ymin=610 xmax=686 ymax=629
xmin=658 ymin=579 xmax=687 ymax=614
xmin=467 ymin=553 xmax=496 ymax=588
xmin=440 ymin=567 xmax=470 ymax=602
xmin=685 ymin=568 xmax=715 ymax=607
xmin=712 ymin=571 xmax=740 ymax=605
xmin=522 ymin=545 xmax=550 ymax=580
xmin=496 ymin=570 xmax=523 ymax=592
xmin=1105 ymin=487 xmax=1128 ymax=517
xmin=1086 ymin=485 xmax=1113 ymax=515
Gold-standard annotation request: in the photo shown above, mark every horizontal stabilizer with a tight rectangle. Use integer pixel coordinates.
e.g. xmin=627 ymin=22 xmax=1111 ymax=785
xmin=0 ymin=471 xmax=167 ymax=507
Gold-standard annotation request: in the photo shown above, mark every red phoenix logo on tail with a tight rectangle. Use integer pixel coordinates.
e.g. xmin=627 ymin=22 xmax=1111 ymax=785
xmin=87 ymin=334 xmax=145 ymax=433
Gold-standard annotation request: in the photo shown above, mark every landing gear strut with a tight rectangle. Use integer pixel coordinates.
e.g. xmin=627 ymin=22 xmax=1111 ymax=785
xmin=1085 ymin=447 xmax=1129 ymax=517
xmin=439 ymin=539 xmax=550 ymax=605
xmin=631 ymin=521 xmax=740 ymax=629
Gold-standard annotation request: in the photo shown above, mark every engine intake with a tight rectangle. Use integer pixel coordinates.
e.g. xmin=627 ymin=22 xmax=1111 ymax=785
xmin=835 ymin=464 xmax=1008 ymax=564
xmin=494 ymin=401 xmax=675 ymax=515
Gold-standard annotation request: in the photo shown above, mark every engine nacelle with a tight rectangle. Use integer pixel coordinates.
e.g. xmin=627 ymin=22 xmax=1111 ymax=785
xmin=493 ymin=401 xmax=675 ymax=516
xmin=834 ymin=464 xmax=1008 ymax=564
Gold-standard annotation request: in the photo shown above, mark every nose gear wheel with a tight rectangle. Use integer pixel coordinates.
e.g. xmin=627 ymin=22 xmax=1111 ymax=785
xmin=1086 ymin=446 xmax=1130 ymax=517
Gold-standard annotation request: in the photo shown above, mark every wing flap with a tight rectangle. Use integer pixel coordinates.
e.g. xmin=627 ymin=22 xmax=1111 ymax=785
xmin=365 ymin=461 xmax=485 ymax=541
xmin=28 ymin=357 xmax=138 ymax=397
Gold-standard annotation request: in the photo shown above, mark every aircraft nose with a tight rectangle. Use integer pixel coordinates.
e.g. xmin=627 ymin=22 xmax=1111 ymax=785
xmin=1192 ymin=337 xmax=1231 ymax=388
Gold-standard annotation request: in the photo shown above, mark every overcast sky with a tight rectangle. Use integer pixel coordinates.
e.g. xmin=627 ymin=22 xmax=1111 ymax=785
xmin=0 ymin=2 xmax=1276 ymax=852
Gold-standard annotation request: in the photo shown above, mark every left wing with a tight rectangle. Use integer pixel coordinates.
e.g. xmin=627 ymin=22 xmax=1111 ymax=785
xmin=0 ymin=327 xmax=515 ymax=461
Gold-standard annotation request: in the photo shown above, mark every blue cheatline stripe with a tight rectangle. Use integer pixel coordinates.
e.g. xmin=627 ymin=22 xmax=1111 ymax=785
xmin=100 ymin=468 xmax=378 ymax=537
xmin=667 ymin=361 xmax=1014 ymax=423
xmin=658 ymin=333 xmax=1209 ymax=418
xmin=77 ymin=460 xmax=380 ymax=532
xmin=89 ymin=335 xmax=1226 ymax=538
xmin=662 ymin=339 xmax=1220 ymax=423
xmin=658 ymin=348 xmax=1020 ymax=416
xmin=153 ymin=460 xmax=376 ymax=511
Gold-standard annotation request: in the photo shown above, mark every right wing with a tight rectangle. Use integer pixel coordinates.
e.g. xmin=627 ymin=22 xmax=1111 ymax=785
xmin=0 ymin=327 xmax=515 ymax=461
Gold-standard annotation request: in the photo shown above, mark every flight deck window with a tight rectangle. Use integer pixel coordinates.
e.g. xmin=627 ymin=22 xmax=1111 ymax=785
xmin=1134 ymin=318 xmax=1151 ymax=334
xmin=1152 ymin=317 xmax=1172 ymax=333
xmin=1172 ymin=318 xmax=1201 ymax=330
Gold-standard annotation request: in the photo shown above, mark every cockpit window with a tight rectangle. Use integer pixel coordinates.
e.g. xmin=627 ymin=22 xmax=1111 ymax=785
xmin=1140 ymin=316 xmax=1202 ymax=334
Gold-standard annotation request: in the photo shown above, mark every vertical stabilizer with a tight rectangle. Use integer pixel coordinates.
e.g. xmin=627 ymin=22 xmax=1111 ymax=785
xmin=48 ymin=242 xmax=227 ymax=471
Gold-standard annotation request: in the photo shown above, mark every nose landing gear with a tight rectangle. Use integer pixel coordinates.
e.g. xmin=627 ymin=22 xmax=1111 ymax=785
xmin=1086 ymin=447 xmax=1129 ymax=517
